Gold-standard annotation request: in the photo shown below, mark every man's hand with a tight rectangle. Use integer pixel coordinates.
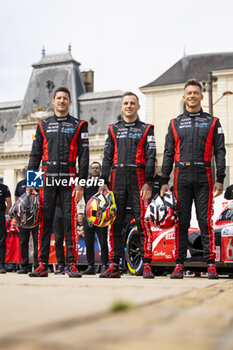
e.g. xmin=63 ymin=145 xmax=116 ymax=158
xmin=72 ymin=185 xmax=84 ymax=203
xmin=78 ymin=229 xmax=85 ymax=238
xmin=98 ymin=184 xmax=109 ymax=194
xmin=213 ymin=182 xmax=223 ymax=197
xmin=160 ymin=184 xmax=171 ymax=197
xmin=140 ymin=183 xmax=152 ymax=201
xmin=26 ymin=187 xmax=37 ymax=197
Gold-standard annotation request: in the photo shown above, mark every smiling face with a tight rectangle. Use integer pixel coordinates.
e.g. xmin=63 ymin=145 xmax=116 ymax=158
xmin=121 ymin=94 xmax=140 ymax=122
xmin=52 ymin=91 xmax=72 ymax=116
xmin=183 ymin=84 xmax=203 ymax=113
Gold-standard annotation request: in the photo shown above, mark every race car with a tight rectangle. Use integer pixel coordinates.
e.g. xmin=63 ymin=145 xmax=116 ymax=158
xmin=125 ymin=199 xmax=233 ymax=276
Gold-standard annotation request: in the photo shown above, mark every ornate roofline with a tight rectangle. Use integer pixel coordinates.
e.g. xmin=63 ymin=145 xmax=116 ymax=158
xmin=0 ymin=151 xmax=30 ymax=159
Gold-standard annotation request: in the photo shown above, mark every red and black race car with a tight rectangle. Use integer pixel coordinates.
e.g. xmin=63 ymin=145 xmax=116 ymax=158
xmin=125 ymin=200 xmax=233 ymax=276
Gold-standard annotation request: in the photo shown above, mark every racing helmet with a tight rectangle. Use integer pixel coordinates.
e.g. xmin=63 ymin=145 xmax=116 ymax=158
xmin=145 ymin=192 xmax=178 ymax=228
xmin=86 ymin=190 xmax=117 ymax=227
xmin=9 ymin=192 xmax=40 ymax=229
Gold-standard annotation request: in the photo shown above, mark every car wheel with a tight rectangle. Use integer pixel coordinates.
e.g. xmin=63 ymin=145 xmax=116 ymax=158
xmin=125 ymin=226 xmax=143 ymax=275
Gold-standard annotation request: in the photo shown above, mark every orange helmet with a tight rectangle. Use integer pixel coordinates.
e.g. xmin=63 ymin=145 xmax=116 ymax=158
xmin=86 ymin=190 xmax=117 ymax=227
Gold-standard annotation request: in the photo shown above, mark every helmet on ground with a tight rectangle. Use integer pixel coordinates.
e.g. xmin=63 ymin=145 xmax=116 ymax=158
xmin=86 ymin=190 xmax=117 ymax=227
xmin=9 ymin=192 xmax=40 ymax=228
xmin=145 ymin=192 xmax=178 ymax=228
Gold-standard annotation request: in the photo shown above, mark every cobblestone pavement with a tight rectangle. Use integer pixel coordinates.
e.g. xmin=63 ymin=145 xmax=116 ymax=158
xmin=0 ymin=273 xmax=232 ymax=350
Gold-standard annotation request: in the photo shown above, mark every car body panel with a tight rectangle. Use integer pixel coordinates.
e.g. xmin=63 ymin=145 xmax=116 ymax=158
xmin=126 ymin=200 xmax=233 ymax=274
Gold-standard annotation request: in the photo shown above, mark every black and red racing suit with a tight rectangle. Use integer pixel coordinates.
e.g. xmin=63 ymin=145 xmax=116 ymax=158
xmin=161 ymin=108 xmax=226 ymax=264
xmin=101 ymin=118 xmax=156 ymax=265
xmin=28 ymin=114 xmax=89 ymax=265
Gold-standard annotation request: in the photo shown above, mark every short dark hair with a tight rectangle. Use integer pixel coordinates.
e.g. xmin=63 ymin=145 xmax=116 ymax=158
xmin=90 ymin=161 xmax=101 ymax=169
xmin=122 ymin=91 xmax=139 ymax=103
xmin=184 ymin=79 xmax=202 ymax=92
xmin=53 ymin=87 xmax=71 ymax=99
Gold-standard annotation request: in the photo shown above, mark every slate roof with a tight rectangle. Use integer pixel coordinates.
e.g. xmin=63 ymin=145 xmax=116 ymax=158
xmin=32 ymin=53 xmax=81 ymax=68
xmin=18 ymin=52 xmax=85 ymax=118
xmin=0 ymin=101 xmax=22 ymax=110
xmin=141 ymin=52 xmax=233 ymax=88
xmin=78 ymin=90 xmax=123 ymax=135
xmin=79 ymin=90 xmax=123 ymax=101
xmin=0 ymin=52 xmax=123 ymax=142
xmin=0 ymin=101 xmax=21 ymax=142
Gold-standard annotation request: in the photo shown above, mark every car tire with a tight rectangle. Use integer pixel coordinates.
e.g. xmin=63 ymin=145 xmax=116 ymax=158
xmin=125 ymin=226 xmax=143 ymax=276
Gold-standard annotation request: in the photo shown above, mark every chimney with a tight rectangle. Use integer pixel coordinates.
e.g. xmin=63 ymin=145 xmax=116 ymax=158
xmin=81 ymin=70 xmax=94 ymax=93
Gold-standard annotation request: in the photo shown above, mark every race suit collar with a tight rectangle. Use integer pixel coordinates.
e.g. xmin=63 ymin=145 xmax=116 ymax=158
xmin=184 ymin=108 xmax=203 ymax=117
xmin=123 ymin=117 xmax=139 ymax=127
xmin=54 ymin=113 xmax=69 ymax=122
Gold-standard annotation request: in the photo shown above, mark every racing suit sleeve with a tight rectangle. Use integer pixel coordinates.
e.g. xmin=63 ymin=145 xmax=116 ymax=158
xmin=213 ymin=119 xmax=226 ymax=183
xmin=144 ymin=125 xmax=156 ymax=185
xmin=101 ymin=127 xmax=114 ymax=185
xmin=161 ymin=122 xmax=175 ymax=185
xmin=77 ymin=122 xmax=89 ymax=181
xmin=27 ymin=122 xmax=44 ymax=170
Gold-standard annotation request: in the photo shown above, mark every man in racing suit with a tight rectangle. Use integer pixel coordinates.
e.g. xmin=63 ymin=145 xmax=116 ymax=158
xmin=99 ymin=92 xmax=156 ymax=278
xmin=160 ymin=79 xmax=226 ymax=279
xmin=27 ymin=87 xmax=89 ymax=278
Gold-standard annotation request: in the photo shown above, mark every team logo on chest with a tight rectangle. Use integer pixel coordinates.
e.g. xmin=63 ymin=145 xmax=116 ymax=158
xmin=116 ymin=128 xmax=128 ymax=138
xmin=61 ymin=126 xmax=75 ymax=133
xmin=179 ymin=118 xmax=191 ymax=128
xmin=47 ymin=122 xmax=59 ymax=133
xmin=195 ymin=117 xmax=209 ymax=128
xmin=128 ymin=127 xmax=142 ymax=139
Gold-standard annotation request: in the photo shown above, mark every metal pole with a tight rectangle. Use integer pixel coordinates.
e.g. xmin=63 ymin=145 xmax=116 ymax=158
xmin=208 ymin=71 xmax=213 ymax=116
xmin=208 ymin=71 xmax=215 ymax=183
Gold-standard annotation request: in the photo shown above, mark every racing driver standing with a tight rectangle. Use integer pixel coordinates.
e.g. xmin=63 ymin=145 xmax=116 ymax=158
xmin=160 ymin=79 xmax=226 ymax=279
xmin=99 ymin=91 xmax=156 ymax=278
xmin=26 ymin=87 xmax=89 ymax=278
